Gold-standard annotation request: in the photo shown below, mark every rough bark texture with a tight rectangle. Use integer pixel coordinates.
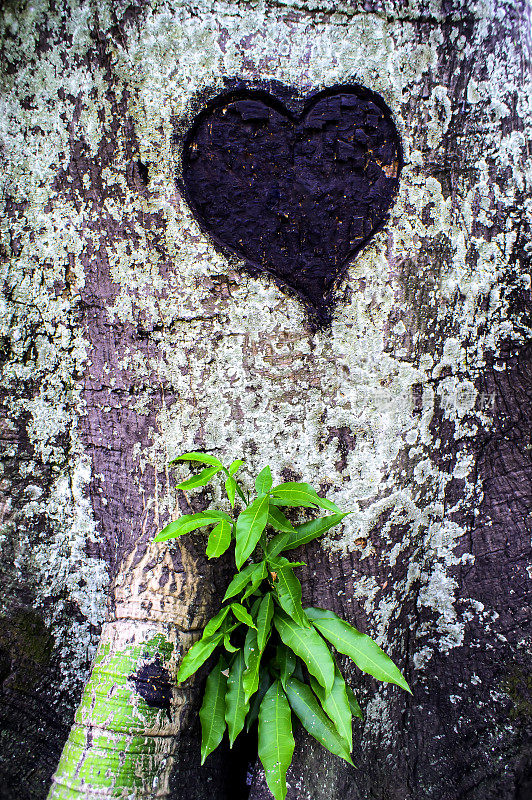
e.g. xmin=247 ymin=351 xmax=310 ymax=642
xmin=0 ymin=1 xmax=530 ymax=799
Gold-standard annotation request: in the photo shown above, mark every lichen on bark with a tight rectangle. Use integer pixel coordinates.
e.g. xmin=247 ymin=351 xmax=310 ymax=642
xmin=0 ymin=1 xmax=530 ymax=799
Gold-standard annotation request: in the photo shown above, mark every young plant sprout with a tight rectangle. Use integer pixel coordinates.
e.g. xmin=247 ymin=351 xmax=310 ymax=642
xmin=155 ymin=453 xmax=411 ymax=800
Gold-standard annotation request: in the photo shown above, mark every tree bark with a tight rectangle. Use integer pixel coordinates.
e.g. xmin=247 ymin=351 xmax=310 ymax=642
xmin=0 ymin=1 xmax=530 ymax=799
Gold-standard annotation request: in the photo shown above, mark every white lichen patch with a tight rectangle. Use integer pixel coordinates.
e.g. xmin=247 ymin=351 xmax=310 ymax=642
xmin=0 ymin=0 xmax=114 ymax=701
xmin=35 ymin=452 xmax=109 ymax=625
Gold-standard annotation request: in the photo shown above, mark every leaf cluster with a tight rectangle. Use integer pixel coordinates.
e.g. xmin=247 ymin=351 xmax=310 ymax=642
xmin=155 ymin=453 xmax=411 ymax=800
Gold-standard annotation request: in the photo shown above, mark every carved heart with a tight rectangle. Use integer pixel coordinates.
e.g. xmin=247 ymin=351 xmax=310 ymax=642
xmin=182 ymin=86 xmax=401 ymax=324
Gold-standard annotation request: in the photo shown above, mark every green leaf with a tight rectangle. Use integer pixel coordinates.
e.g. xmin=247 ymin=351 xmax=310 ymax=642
xmin=293 ymin=660 xmax=305 ymax=682
xmin=270 ymin=484 xmax=318 ymax=509
xmin=225 ymin=650 xmax=249 ymax=746
xmin=229 ymin=459 xmax=245 ymax=476
xmin=249 ymin=596 xmax=262 ymax=617
xmin=255 ymin=465 xmax=273 ymax=494
xmin=224 ymin=461 xmax=245 ymax=505
xmin=177 ymin=633 xmax=223 ymax=683
xmin=223 ymin=562 xmax=265 ymax=602
xmin=171 ymin=452 xmax=223 ymax=468
xmin=241 ymin=561 xmax=268 ymax=600
xmin=271 ymin=482 xmax=342 ymax=512
xmin=223 ymin=634 xmax=239 ymax=653
xmin=277 ymin=514 xmax=348 ymax=551
xmin=154 ymin=511 xmax=230 ymax=542
xmin=276 ymin=644 xmax=296 ymax=688
xmin=267 ymin=508 xmax=300 ymax=558
xmin=267 ymin=533 xmax=291 ymax=558
xmin=235 ymin=493 xmax=270 ymax=569
xmin=267 ymin=556 xmax=306 ymax=571
xmin=177 ymin=465 xmax=221 ymax=490
xmin=258 ymin=681 xmax=295 ymax=800
xmin=310 ymin=666 xmax=353 ymax=750
xmin=268 ymin=505 xmax=297 ymax=534
xmin=273 ymin=565 xmax=310 ymax=628
xmin=199 ymin=656 xmax=227 ymax=764
xmin=305 ymin=608 xmax=411 ymax=694
xmin=267 ymin=505 xmax=297 ymax=533
xmin=285 ymin=677 xmax=353 ymax=766
xmin=225 ymin=475 xmax=237 ymax=507
xmin=247 ymin=669 xmax=272 ymax=731
xmin=231 ymin=603 xmax=257 ymax=629
xmin=346 ymin=686 xmax=363 ymax=719
xmin=243 ymin=627 xmax=263 ymax=702
xmin=206 ymin=520 xmax=232 ymax=559
xmin=274 ymin=610 xmax=335 ymax=693
xmin=203 ymin=606 xmax=231 ymax=639
xmin=256 ymin=593 xmax=274 ymax=651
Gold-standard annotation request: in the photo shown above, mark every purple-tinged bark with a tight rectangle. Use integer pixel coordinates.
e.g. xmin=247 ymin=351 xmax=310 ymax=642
xmin=0 ymin=1 xmax=530 ymax=799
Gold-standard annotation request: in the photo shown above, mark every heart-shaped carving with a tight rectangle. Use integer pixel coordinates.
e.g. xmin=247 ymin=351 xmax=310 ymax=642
xmin=182 ymin=85 xmax=401 ymax=324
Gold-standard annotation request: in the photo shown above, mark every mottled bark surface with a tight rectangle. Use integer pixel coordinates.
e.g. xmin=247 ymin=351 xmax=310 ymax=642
xmin=0 ymin=0 xmax=530 ymax=799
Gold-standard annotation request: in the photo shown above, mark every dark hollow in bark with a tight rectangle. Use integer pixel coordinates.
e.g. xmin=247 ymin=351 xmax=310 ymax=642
xmin=130 ymin=654 xmax=172 ymax=716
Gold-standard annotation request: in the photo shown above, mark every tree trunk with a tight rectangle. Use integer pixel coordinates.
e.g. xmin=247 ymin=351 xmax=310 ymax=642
xmin=0 ymin=1 xmax=530 ymax=799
